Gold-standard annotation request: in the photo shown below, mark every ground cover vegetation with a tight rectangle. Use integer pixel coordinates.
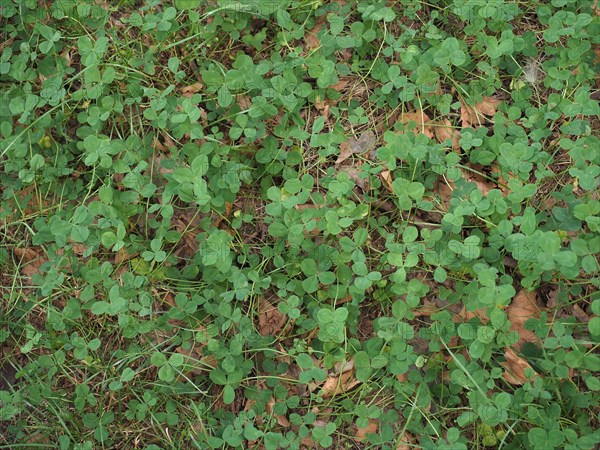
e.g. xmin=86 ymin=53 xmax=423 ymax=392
xmin=0 ymin=0 xmax=599 ymax=448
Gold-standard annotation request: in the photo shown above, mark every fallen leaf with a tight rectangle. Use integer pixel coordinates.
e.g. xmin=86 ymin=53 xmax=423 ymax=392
xmin=320 ymin=368 xmax=361 ymax=397
xmin=333 ymin=358 xmax=354 ymax=374
xmin=315 ymin=96 xmax=330 ymax=122
xmin=339 ymin=166 xmax=369 ymax=190
xmin=175 ymin=343 xmax=217 ymax=375
xmin=398 ymin=110 xmax=434 ymax=139
xmin=301 ymin=436 xmax=318 ymax=448
xmin=354 ymin=420 xmax=378 ymax=443
xmin=396 ymin=372 xmax=409 ymax=382
xmin=464 ymin=169 xmax=496 ymax=196
xmin=501 ymin=348 xmax=538 ymax=385
xmin=571 ymin=303 xmax=589 ymax=322
xmin=13 ymin=247 xmax=47 ymax=279
xmin=380 ymin=170 xmax=394 ymax=191
xmin=433 ymin=119 xmax=460 ymax=150
xmin=304 ymin=22 xmax=323 ymax=51
xmin=181 ymin=82 xmax=203 ymax=98
xmin=460 ymin=96 xmax=500 ymax=128
xmin=330 ymin=78 xmax=350 ymax=92
xmin=456 ymin=305 xmax=489 ymax=324
xmin=506 ymin=290 xmax=542 ymax=350
xmin=396 ymin=431 xmax=416 ymax=450
xmin=266 ymin=397 xmax=291 ymax=427
xmin=335 ymin=131 xmax=377 ymax=165
xmin=413 ymin=300 xmax=439 ymax=317
xmin=436 ymin=167 xmax=498 ymax=211
xmin=237 ymin=95 xmax=252 ymax=110
xmin=258 ymin=297 xmax=287 ymax=337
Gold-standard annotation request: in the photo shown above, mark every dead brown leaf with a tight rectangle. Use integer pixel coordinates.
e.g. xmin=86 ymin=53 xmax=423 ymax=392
xmin=333 ymin=358 xmax=354 ymax=374
xmin=396 ymin=431 xmax=416 ymax=450
xmin=320 ymin=368 xmax=361 ymax=398
xmin=571 ymin=303 xmax=590 ymax=323
xmin=396 ymin=372 xmax=409 ymax=382
xmin=330 ymin=78 xmax=350 ymax=92
xmin=304 ymin=22 xmax=323 ymax=51
xmin=13 ymin=247 xmax=47 ymax=279
xmin=436 ymin=166 xmax=499 ymax=211
xmin=460 ymin=96 xmax=500 ymax=128
xmin=339 ymin=166 xmax=369 ymax=190
xmin=456 ymin=305 xmax=489 ymax=324
xmin=413 ymin=300 xmax=440 ymax=317
xmin=501 ymin=348 xmax=538 ymax=385
xmin=258 ymin=297 xmax=287 ymax=337
xmin=465 ymin=170 xmax=496 ymax=196
xmin=506 ymin=290 xmax=542 ymax=350
xmin=398 ymin=110 xmax=434 ymax=139
xmin=354 ymin=420 xmax=378 ymax=443
xmin=315 ymin=96 xmax=330 ymax=122
xmin=434 ymin=119 xmax=460 ymax=150
xmin=181 ymin=82 xmax=203 ymax=98
xmin=335 ymin=131 xmax=377 ymax=165
xmin=266 ymin=397 xmax=291 ymax=427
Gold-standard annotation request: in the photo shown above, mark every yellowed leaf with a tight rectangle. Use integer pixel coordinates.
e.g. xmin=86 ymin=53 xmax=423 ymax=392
xmin=506 ymin=290 xmax=542 ymax=350
xmin=354 ymin=420 xmax=378 ymax=443
xmin=501 ymin=348 xmax=538 ymax=385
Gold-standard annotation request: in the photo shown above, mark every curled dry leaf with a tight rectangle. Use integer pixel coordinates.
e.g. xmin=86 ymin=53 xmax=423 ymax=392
xmin=398 ymin=110 xmax=434 ymax=139
xmin=501 ymin=348 xmax=538 ymax=385
xmin=460 ymin=96 xmax=500 ymax=128
xmin=380 ymin=170 xmax=394 ymax=191
xmin=258 ymin=297 xmax=287 ymax=336
xmin=506 ymin=290 xmax=542 ymax=350
xmin=336 ymin=131 xmax=377 ymax=165
xmin=354 ymin=420 xmax=378 ymax=443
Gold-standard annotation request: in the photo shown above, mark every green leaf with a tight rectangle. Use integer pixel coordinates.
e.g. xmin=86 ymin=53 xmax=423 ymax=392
xmin=151 ymin=352 xmax=168 ymax=367
xmin=158 ymin=364 xmax=175 ymax=382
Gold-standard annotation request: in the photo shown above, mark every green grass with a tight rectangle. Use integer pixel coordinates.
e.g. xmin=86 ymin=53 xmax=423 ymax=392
xmin=0 ymin=0 xmax=599 ymax=449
